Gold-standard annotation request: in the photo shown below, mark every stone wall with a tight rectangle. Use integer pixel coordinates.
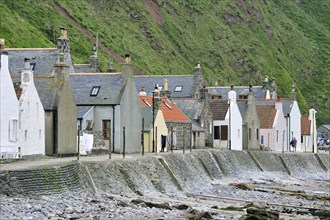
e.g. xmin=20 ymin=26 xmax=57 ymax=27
xmin=166 ymin=122 xmax=192 ymax=149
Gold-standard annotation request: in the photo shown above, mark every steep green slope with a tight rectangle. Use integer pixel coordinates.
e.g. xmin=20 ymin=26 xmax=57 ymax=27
xmin=0 ymin=0 xmax=329 ymax=124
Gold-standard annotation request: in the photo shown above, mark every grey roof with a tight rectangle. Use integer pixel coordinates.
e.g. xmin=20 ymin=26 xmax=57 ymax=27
xmin=208 ymin=86 xmax=264 ymax=99
xmin=70 ymin=73 xmax=124 ymax=105
xmin=172 ymin=99 xmax=202 ymax=120
xmin=237 ymin=100 xmax=248 ymax=121
xmin=141 ymin=107 xmax=153 ymax=131
xmin=255 ymin=99 xmax=294 ymax=116
xmin=321 ymin=125 xmax=330 ymax=131
xmin=134 ymin=75 xmax=194 ymax=98
xmin=6 ymin=49 xmax=74 ymax=81
xmin=191 ymin=120 xmax=205 ymax=132
xmin=77 ymin=106 xmax=94 ymax=119
xmin=34 ymin=78 xmax=60 ymax=110
xmin=74 ymin=64 xmax=96 ymax=73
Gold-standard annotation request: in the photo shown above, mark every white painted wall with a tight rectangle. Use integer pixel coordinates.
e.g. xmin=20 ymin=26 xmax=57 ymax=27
xmin=18 ymin=61 xmax=45 ymax=155
xmin=273 ymin=101 xmax=286 ymax=152
xmin=0 ymin=53 xmax=19 ymax=157
xmin=287 ymin=101 xmax=302 ymax=152
xmin=229 ymin=100 xmax=242 ymax=150
xmin=308 ymin=108 xmax=317 ymax=153
xmin=213 ymin=119 xmax=228 ymax=149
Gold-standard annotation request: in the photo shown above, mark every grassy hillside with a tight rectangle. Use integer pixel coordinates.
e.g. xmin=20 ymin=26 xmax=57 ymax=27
xmin=0 ymin=0 xmax=329 ymax=124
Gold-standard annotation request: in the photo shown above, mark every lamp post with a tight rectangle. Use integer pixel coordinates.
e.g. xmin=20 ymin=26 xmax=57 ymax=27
xmin=151 ymin=84 xmax=159 ymax=153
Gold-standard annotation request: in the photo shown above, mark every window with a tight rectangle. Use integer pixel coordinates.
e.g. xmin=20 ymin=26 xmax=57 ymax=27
xmin=9 ymin=119 xmax=18 ymax=141
xmin=248 ymin=128 xmax=251 ymax=140
xmin=220 ymin=125 xmax=228 ymax=140
xmin=86 ymin=120 xmax=94 ymax=130
xmin=90 ymin=86 xmax=100 ymax=96
xmin=301 ymin=135 xmax=303 ymax=143
xmin=214 ymin=126 xmax=220 ymax=140
xmin=174 ymin=86 xmax=183 ymax=92
xmin=256 ymin=129 xmax=259 ymax=140
xmin=276 ymin=130 xmax=279 ymax=142
xmin=261 ymin=135 xmax=264 ymax=145
xmin=238 ymin=129 xmax=240 ymax=139
xmin=102 ymin=120 xmax=111 ymax=140
xmin=39 ymin=129 xmax=42 ymax=140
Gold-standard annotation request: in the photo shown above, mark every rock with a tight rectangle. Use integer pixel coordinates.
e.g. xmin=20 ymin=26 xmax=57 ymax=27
xmin=240 ymin=207 xmax=279 ymax=220
xmin=64 ymin=207 xmax=74 ymax=214
xmin=231 ymin=183 xmax=255 ymax=191
xmin=172 ymin=204 xmax=190 ymax=210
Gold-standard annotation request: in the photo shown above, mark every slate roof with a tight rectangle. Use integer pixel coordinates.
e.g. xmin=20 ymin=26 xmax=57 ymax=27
xmin=13 ymin=83 xmax=22 ymax=99
xmin=209 ymin=99 xmax=229 ymax=120
xmin=5 ymin=48 xmax=74 ymax=81
xmin=74 ymin=64 xmax=96 ymax=73
xmin=208 ymin=86 xmax=264 ymax=99
xmin=256 ymin=105 xmax=276 ymax=129
xmin=139 ymin=96 xmax=190 ymax=123
xmin=172 ymin=98 xmax=202 ymax=120
xmin=70 ymin=73 xmax=124 ymax=105
xmin=237 ymin=100 xmax=248 ymax=121
xmin=77 ymin=106 xmax=94 ymax=119
xmin=141 ymin=107 xmax=153 ymax=131
xmin=134 ymin=75 xmax=194 ymax=98
xmin=256 ymin=98 xmax=294 ymax=116
xmin=320 ymin=125 xmax=330 ymax=131
xmin=191 ymin=120 xmax=205 ymax=132
xmin=301 ymin=116 xmax=311 ymax=135
xmin=34 ymin=77 xmax=60 ymax=110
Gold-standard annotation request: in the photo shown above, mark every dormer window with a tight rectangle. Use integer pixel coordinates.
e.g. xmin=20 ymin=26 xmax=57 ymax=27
xmin=174 ymin=86 xmax=183 ymax=92
xmin=90 ymin=86 xmax=100 ymax=96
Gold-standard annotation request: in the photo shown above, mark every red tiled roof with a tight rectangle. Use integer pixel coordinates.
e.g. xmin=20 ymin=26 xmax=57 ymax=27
xmin=139 ymin=96 xmax=190 ymax=123
xmin=256 ymin=105 xmax=276 ymax=129
xmin=301 ymin=115 xmax=311 ymax=135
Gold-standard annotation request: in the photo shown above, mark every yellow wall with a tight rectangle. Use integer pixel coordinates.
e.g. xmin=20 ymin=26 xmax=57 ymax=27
xmin=143 ymin=110 xmax=168 ymax=153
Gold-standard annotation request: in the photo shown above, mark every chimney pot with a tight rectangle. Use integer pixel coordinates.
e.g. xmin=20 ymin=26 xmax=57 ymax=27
xmin=277 ymin=96 xmax=280 ymax=102
xmin=60 ymin=27 xmax=68 ymax=39
xmin=230 ymin=84 xmax=234 ymax=90
xmin=125 ymin=54 xmax=131 ymax=64
xmin=24 ymin=58 xmax=31 ymax=70
xmin=164 ymin=79 xmax=168 ymax=91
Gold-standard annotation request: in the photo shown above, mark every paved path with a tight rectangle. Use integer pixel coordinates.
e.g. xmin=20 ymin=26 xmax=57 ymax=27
xmin=0 ymin=150 xmax=186 ymax=171
xmin=1 ymin=149 xmax=328 ymax=171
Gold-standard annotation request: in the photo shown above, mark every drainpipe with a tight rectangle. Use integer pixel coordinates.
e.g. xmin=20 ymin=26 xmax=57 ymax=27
xmin=112 ymin=105 xmax=115 ymax=153
xmin=53 ymin=110 xmax=58 ymax=155
xmin=287 ymin=113 xmax=291 ymax=152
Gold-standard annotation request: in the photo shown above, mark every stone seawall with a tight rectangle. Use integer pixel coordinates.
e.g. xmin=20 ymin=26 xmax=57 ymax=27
xmin=1 ymin=150 xmax=329 ymax=196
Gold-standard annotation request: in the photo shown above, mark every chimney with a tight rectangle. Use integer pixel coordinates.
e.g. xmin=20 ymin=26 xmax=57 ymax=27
xmin=247 ymin=85 xmax=256 ymax=106
xmin=275 ymin=96 xmax=282 ymax=110
xmin=24 ymin=58 xmax=30 ymax=70
xmin=0 ymin=51 xmax=9 ymax=70
xmin=57 ymin=28 xmax=70 ymax=53
xmin=107 ymin=57 xmax=116 ymax=72
xmin=21 ymin=58 xmax=34 ymax=88
xmin=290 ymin=84 xmax=296 ymax=100
xmin=162 ymin=78 xmax=172 ymax=99
xmin=271 ymin=77 xmax=277 ymax=99
xmin=138 ymin=86 xmax=147 ymax=96
xmin=54 ymin=53 xmax=69 ymax=82
xmin=164 ymin=79 xmax=168 ymax=91
xmin=89 ymin=45 xmax=99 ymax=72
xmin=154 ymin=84 xmax=162 ymax=110
xmin=0 ymin=38 xmax=4 ymax=50
xmin=228 ymin=84 xmax=236 ymax=101
xmin=122 ymin=53 xmax=133 ymax=79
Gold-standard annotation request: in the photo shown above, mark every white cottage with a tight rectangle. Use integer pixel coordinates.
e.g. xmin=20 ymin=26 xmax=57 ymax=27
xmin=18 ymin=58 xmax=45 ymax=156
xmin=0 ymin=51 xmax=20 ymax=158
xmin=228 ymin=87 xmax=243 ymax=150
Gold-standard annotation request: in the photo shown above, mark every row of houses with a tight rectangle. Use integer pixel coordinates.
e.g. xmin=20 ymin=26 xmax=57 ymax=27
xmin=0 ymin=29 xmax=319 ymax=158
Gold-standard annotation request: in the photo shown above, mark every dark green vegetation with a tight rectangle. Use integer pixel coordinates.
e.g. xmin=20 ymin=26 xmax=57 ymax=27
xmin=1 ymin=0 xmax=329 ymax=124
